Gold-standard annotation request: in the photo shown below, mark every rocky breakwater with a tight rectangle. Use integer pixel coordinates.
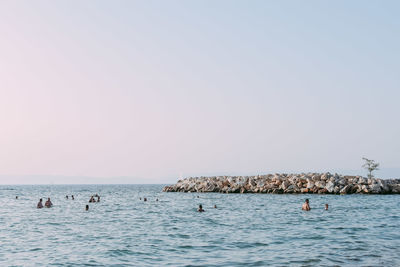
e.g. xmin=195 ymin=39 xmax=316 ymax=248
xmin=163 ymin=173 xmax=400 ymax=194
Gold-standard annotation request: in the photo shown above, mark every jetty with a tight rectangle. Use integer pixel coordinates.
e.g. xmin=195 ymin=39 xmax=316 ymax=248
xmin=163 ymin=173 xmax=400 ymax=194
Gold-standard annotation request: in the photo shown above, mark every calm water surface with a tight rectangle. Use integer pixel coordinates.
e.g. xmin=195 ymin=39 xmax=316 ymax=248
xmin=0 ymin=185 xmax=399 ymax=266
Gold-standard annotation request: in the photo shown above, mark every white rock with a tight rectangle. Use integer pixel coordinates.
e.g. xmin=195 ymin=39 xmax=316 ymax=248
xmin=281 ymin=181 xmax=289 ymax=190
xmin=326 ymin=181 xmax=335 ymax=193
xmin=333 ymin=186 xmax=340 ymax=194
xmin=315 ymin=181 xmax=326 ymax=189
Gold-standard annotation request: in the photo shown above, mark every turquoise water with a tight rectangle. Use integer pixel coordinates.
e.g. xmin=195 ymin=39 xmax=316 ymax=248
xmin=1 ymin=185 xmax=399 ymax=266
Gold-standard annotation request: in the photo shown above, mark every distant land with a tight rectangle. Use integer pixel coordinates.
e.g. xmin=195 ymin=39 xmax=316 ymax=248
xmin=0 ymin=168 xmax=398 ymax=185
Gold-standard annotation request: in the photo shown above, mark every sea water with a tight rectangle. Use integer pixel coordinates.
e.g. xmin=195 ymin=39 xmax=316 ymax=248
xmin=0 ymin=184 xmax=399 ymax=266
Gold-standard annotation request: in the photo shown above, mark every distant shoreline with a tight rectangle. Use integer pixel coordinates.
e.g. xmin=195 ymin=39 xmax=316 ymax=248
xmin=0 ymin=184 xmax=168 ymax=186
xmin=163 ymin=173 xmax=400 ymax=194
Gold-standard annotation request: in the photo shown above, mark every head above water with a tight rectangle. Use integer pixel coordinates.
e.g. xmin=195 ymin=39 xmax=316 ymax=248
xmin=198 ymin=204 xmax=205 ymax=212
xmin=86 ymin=205 xmax=89 ymax=211
xmin=305 ymin=199 xmax=309 ymax=203
xmin=325 ymin=204 xmax=329 ymax=210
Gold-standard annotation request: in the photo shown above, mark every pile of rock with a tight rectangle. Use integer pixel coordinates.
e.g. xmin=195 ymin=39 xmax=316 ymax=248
xmin=163 ymin=173 xmax=400 ymax=194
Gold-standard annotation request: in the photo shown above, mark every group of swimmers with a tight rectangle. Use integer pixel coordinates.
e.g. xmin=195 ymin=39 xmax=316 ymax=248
xmin=197 ymin=199 xmax=327 ymax=213
xmin=35 ymin=194 xmax=101 ymax=210
xmin=301 ymin=199 xmax=329 ymax=211
xmin=35 ymin=194 xmax=158 ymax=211
xmin=37 ymin=198 xmax=53 ymax=208
xmin=89 ymin=194 xmax=100 ymax=203
xmin=86 ymin=194 xmax=101 ymax=210
xmin=197 ymin=204 xmax=217 ymax=212
xmin=35 ymin=195 xmax=324 ymax=212
xmin=139 ymin=197 xmax=159 ymax=202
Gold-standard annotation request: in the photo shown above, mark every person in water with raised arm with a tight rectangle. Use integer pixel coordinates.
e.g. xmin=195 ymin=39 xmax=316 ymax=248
xmin=37 ymin=198 xmax=43 ymax=209
xmin=89 ymin=196 xmax=96 ymax=203
xmin=302 ymin=199 xmax=310 ymax=211
xmin=45 ymin=198 xmax=53 ymax=208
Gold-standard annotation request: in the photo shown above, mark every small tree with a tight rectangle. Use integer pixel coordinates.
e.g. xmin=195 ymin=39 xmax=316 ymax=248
xmin=362 ymin=157 xmax=379 ymax=179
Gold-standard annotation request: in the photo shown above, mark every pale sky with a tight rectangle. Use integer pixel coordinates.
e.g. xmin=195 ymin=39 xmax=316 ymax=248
xmin=0 ymin=1 xmax=399 ymax=184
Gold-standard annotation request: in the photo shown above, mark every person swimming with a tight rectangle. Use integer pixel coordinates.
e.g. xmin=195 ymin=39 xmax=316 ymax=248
xmin=198 ymin=204 xmax=205 ymax=212
xmin=66 ymin=195 xmax=69 ymax=199
xmin=71 ymin=195 xmax=75 ymax=200
xmin=156 ymin=198 xmax=159 ymax=202
xmin=214 ymin=205 xmax=217 ymax=209
xmin=302 ymin=199 xmax=310 ymax=211
xmin=144 ymin=198 xmax=147 ymax=202
xmin=45 ymin=198 xmax=53 ymax=208
xmin=97 ymin=196 xmax=100 ymax=202
xmin=16 ymin=196 xmax=18 ymax=199
xmin=325 ymin=204 xmax=329 ymax=210
xmin=86 ymin=205 xmax=89 ymax=211
xmin=37 ymin=199 xmax=43 ymax=209
xmin=89 ymin=196 xmax=96 ymax=203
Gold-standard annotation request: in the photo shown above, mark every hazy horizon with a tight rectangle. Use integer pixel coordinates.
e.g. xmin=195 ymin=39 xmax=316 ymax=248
xmin=1 ymin=1 xmax=399 ymax=184
xmin=1 ymin=167 xmax=399 ymax=185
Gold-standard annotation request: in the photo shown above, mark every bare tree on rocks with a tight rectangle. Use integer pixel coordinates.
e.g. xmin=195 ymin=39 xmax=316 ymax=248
xmin=362 ymin=158 xmax=379 ymax=179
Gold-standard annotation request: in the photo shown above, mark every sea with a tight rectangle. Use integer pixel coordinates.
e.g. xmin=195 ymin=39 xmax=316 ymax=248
xmin=0 ymin=184 xmax=399 ymax=266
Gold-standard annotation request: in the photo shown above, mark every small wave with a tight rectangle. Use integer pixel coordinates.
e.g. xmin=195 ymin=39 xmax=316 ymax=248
xmin=231 ymin=241 xmax=269 ymax=249
xmin=29 ymin=248 xmax=42 ymax=252
xmin=107 ymin=249 xmax=134 ymax=256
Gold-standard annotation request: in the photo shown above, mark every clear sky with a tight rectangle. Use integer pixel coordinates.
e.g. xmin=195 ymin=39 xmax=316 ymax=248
xmin=0 ymin=1 xmax=399 ymax=184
